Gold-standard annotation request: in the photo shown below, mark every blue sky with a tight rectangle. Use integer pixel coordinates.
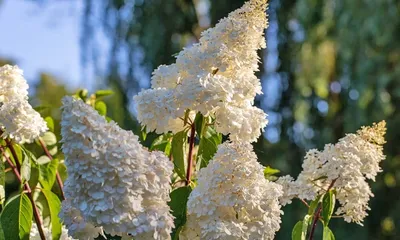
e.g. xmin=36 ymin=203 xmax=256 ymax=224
xmin=0 ymin=0 xmax=82 ymax=88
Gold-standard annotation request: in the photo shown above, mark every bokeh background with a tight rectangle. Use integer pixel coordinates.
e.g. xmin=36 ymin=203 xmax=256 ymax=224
xmin=1 ymin=0 xmax=399 ymax=239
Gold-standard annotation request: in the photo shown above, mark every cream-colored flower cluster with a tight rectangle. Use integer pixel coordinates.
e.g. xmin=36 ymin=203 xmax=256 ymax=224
xmin=60 ymin=97 xmax=174 ymax=239
xmin=0 ymin=65 xmax=48 ymax=143
xmin=134 ymin=0 xmax=269 ymax=142
xmin=180 ymin=142 xmax=283 ymax=240
xmin=277 ymin=121 xmax=386 ymax=225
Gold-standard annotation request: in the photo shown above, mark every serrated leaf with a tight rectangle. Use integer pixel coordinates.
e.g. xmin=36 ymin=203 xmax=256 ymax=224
xmin=44 ymin=116 xmax=55 ymax=132
xmin=0 ymin=193 xmax=33 ymax=240
xmin=95 ymin=101 xmax=107 ymax=116
xmin=322 ymin=190 xmax=335 ymax=226
xmin=171 ymin=131 xmax=188 ymax=180
xmin=41 ymin=189 xmax=62 ymax=240
xmin=41 ymin=132 xmax=57 ymax=147
xmin=150 ymin=133 xmax=173 ymax=156
xmin=169 ymin=186 xmax=192 ymax=240
xmin=39 ymin=158 xmax=59 ymax=190
xmin=292 ymin=221 xmax=306 ymax=240
xmin=95 ymin=89 xmax=114 ymax=98
xmin=196 ymin=126 xmax=221 ymax=170
xmin=323 ymin=226 xmax=335 ymax=240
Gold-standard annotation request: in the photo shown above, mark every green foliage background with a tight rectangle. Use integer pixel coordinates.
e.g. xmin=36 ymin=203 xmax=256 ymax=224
xmin=1 ymin=0 xmax=400 ymax=239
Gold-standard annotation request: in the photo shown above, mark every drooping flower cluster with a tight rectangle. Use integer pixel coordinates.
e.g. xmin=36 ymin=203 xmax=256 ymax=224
xmin=277 ymin=121 xmax=387 ymax=225
xmin=0 ymin=65 xmax=48 ymax=143
xmin=134 ymin=0 xmax=269 ymax=142
xmin=30 ymin=222 xmax=76 ymax=240
xmin=60 ymin=96 xmax=174 ymax=239
xmin=180 ymin=142 xmax=283 ymax=240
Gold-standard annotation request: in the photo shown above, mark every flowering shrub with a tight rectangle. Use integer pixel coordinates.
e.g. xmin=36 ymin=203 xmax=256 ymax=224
xmin=0 ymin=0 xmax=388 ymax=240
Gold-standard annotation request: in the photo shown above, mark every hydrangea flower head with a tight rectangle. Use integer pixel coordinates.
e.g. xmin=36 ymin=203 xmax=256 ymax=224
xmin=0 ymin=65 xmax=48 ymax=143
xmin=134 ymin=0 xmax=269 ymax=142
xmin=60 ymin=96 xmax=174 ymax=239
xmin=277 ymin=121 xmax=387 ymax=225
xmin=180 ymin=141 xmax=283 ymax=240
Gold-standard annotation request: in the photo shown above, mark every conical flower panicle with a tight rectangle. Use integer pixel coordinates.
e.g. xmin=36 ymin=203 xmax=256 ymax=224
xmin=277 ymin=121 xmax=387 ymax=225
xmin=60 ymin=97 xmax=174 ymax=239
xmin=180 ymin=141 xmax=283 ymax=240
xmin=0 ymin=65 xmax=48 ymax=143
xmin=134 ymin=0 xmax=269 ymax=142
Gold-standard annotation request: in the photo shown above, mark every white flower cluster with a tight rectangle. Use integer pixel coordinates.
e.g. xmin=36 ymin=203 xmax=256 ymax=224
xmin=180 ymin=142 xmax=283 ymax=240
xmin=277 ymin=121 xmax=387 ymax=225
xmin=0 ymin=65 xmax=48 ymax=143
xmin=60 ymin=96 xmax=174 ymax=239
xmin=30 ymin=222 xmax=76 ymax=240
xmin=134 ymin=0 xmax=269 ymax=142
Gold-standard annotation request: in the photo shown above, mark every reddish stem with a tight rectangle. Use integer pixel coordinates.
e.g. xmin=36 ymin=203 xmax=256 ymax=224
xmin=185 ymin=124 xmax=196 ymax=186
xmin=0 ymin=145 xmax=47 ymax=240
xmin=5 ymin=139 xmax=21 ymax=170
xmin=38 ymin=138 xmax=65 ymax=200
xmin=308 ymin=180 xmax=337 ymax=240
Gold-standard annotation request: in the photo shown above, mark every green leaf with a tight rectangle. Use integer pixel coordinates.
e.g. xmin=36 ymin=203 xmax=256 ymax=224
xmin=33 ymin=105 xmax=50 ymax=113
xmin=302 ymin=215 xmax=311 ymax=236
xmin=264 ymin=166 xmax=281 ymax=178
xmin=57 ymin=162 xmax=68 ymax=182
xmin=75 ymin=89 xmax=88 ymax=101
xmin=141 ymin=126 xmax=147 ymax=141
xmin=39 ymin=158 xmax=59 ymax=190
xmin=171 ymin=130 xmax=188 ymax=180
xmin=313 ymin=176 xmax=328 ymax=182
xmin=322 ymin=190 xmax=335 ymax=226
xmin=292 ymin=221 xmax=306 ymax=240
xmin=196 ymin=126 xmax=221 ymax=170
xmin=41 ymin=189 xmax=62 ymax=240
xmin=27 ymin=161 xmax=40 ymax=191
xmin=169 ymin=186 xmax=192 ymax=240
xmin=150 ymin=133 xmax=173 ymax=156
xmin=0 ymin=222 xmax=5 ymax=240
xmin=0 ymin=193 xmax=33 ymax=240
xmin=7 ymin=144 xmax=23 ymax=166
xmin=37 ymin=156 xmax=51 ymax=165
xmin=48 ymin=146 xmax=58 ymax=156
xmin=20 ymin=153 xmax=31 ymax=183
xmin=95 ymin=101 xmax=107 ymax=116
xmin=183 ymin=109 xmax=191 ymax=126
xmin=308 ymin=195 xmax=323 ymax=216
xmin=0 ymin=158 xmax=5 ymax=205
xmin=95 ymin=89 xmax=114 ymax=98
xmin=194 ymin=113 xmax=205 ymax=137
xmin=44 ymin=116 xmax=55 ymax=132
xmin=41 ymin=132 xmax=57 ymax=147
xmin=323 ymin=226 xmax=335 ymax=240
